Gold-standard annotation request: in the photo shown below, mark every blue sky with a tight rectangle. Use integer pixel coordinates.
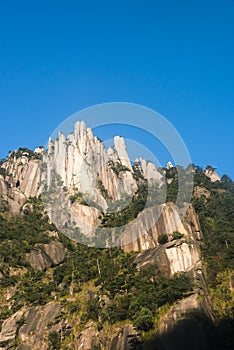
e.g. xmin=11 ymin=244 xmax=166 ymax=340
xmin=0 ymin=0 xmax=233 ymax=178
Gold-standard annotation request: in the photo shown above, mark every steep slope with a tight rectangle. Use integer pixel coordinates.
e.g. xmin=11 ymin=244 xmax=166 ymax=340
xmin=0 ymin=149 xmax=41 ymax=213
xmin=0 ymin=122 xmax=233 ymax=349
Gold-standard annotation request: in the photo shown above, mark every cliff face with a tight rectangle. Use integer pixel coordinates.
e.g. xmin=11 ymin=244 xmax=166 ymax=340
xmin=0 ymin=122 xmax=164 ymax=242
xmin=42 ymin=122 xmax=139 ymax=209
xmin=0 ymin=121 xmax=204 ymax=276
xmin=119 ymin=203 xmax=200 ymax=252
xmin=154 ymin=295 xmax=216 ymax=350
xmin=39 ymin=121 xmax=166 ymax=241
xmin=0 ymin=152 xmax=40 ymax=213
xmin=0 ymin=121 xmax=216 ymax=349
xmin=0 ymin=303 xmax=62 ymax=350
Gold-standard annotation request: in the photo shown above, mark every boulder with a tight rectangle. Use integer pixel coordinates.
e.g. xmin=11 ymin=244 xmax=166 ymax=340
xmin=26 ymin=241 xmax=65 ymax=271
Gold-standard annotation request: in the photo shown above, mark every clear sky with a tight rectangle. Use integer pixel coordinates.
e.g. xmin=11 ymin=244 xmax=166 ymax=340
xmin=0 ymin=0 xmax=233 ymax=178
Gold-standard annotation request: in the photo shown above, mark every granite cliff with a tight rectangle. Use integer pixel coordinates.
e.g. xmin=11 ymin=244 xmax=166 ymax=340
xmin=0 ymin=121 xmax=230 ymax=349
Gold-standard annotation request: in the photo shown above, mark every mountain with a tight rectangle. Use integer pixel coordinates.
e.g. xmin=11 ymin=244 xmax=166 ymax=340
xmin=0 ymin=121 xmax=233 ymax=349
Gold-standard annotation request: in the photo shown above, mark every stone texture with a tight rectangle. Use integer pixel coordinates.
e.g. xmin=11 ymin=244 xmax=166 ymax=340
xmin=18 ymin=345 xmax=32 ymax=350
xmin=120 ymin=203 xmax=197 ymax=252
xmin=19 ymin=303 xmax=62 ymax=350
xmin=26 ymin=241 xmax=65 ymax=271
xmin=0 ymin=156 xmax=40 ymax=213
xmin=0 ymin=122 xmax=219 ymax=350
xmin=0 ymin=309 xmax=24 ymax=345
xmin=76 ymin=324 xmax=99 ymax=350
xmin=113 ymin=136 xmax=133 ymax=170
xmin=42 ymin=122 xmax=138 ymax=207
xmin=136 ymin=157 xmax=163 ymax=184
xmin=135 ymin=238 xmax=201 ymax=276
xmin=165 ymin=241 xmax=201 ymax=274
xmin=134 ymin=203 xmax=203 ymax=276
xmin=194 ymin=186 xmax=210 ymax=198
xmin=109 ymin=325 xmax=135 ymax=350
xmin=41 ymin=121 xmax=143 ymax=237
xmin=155 ymin=294 xmax=215 ymax=350
xmin=204 ymin=167 xmax=221 ymax=182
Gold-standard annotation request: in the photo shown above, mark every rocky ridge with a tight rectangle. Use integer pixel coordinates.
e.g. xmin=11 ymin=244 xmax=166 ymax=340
xmin=0 ymin=121 xmax=219 ymax=349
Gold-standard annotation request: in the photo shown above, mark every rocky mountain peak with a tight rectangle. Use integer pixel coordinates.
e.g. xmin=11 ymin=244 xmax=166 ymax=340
xmin=113 ymin=135 xmax=132 ymax=170
xmin=204 ymin=166 xmax=221 ymax=182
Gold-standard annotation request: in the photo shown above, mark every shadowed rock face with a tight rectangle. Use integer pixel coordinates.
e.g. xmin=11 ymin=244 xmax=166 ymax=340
xmin=26 ymin=241 xmax=65 ymax=271
xmin=153 ymin=298 xmax=217 ymax=350
xmin=145 ymin=317 xmax=217 ymax=350
xmin=109 ymin=325 xmax=135 ymax=350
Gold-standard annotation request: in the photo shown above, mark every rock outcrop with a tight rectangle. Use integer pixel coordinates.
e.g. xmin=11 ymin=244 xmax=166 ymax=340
xmin=136 ymin=157 xmax=163 ymax=184
xmin=0 ymin=151 xmax=40 ymax=213
xmin=204 ymin=166 xmax=221 ymax=182
xmin=109 ymin=325 xmax=135 ymax=350
xmin=39 ymin=121 xmax=166 ymax=240
xmin=120 ymin=203 xmax=200 ymax=252
xmin=0 ymin=303 xmax=62 ymax=350
xmin=0 ymin=121 xmax=225 ymax=350
xmin=155 ymin=294 xmax=215 ymax=350
xmin=26 ymin=241 xmax=65 ymax=271
xmin=135 ymin=237 xmax=201 ymax=277
xmin=75 ymin=323 xmax=100 ymax=350
xmin=0 ymin=309 xmax=24 ymax=346
xmin=42 ymin=122 xmax=138 ymax=209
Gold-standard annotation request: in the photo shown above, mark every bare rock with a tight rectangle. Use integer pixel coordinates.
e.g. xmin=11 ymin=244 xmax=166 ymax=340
xmin=134 ymin=203 xmax=203 ymax=276
xmin=109 ymin=325 xmax=135 ymax=350
xmin=19 ymin=302 xmax=62 ymax=350
xmin=26 ymin=248 xmax=52 ymax=270
xmin=42 ymin=241 xmax=65 ymax=266
xmin=4 ymin=286 xmax=16 ymax=300
xmin=18 ymin=345 xmax=32 ymax=350
xmin=156 ymin=295 xmax=215 ymax=350
xmin=194 ymin=186 xmax=210 ymax=198
xmin=165 ymin=241 xmax=201 ymax=274
xmin=0 ymin=156 xmax=40 ymax=213
xmin=26 ymin=241 xmax=65 ymax=271
xmin=136 ymin=157 xmax=163 ymax=184
xmin=204 ymin=167 xmax=221 ymax=182
xmin=9 ymin=267 xmax=27 ymax=277
xmin=113 ymin=136 xmax=132 ymax=170
xmin=40 ymin=121 xmax=141 ymax=240
xmin=120 ymin=203 xmax=192 ymax=252
xmin=0 ymin=309 xmax=24 ymax=345
xmin=76 ymin=323 xmax=99 ymax=350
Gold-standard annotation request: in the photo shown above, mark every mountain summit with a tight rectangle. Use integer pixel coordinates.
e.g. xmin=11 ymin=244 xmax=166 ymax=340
xmin=0 ymin=121 xmax=233 ymax=349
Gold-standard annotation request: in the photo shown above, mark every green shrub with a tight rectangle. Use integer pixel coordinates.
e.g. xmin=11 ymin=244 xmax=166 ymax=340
xmin=132 ymin=307 xmax=154 ymax=331
xmin=66 ymin=301 xmax=80 ymax=314
xmin=158 ymin=234 xmax=168 ymax=244
xmin=172 ymin=231 xmax=184 ymax=240
xmin=69 ymin=191 xmax=84 ymax=204
xmin=108 ymin=160 xmax=130 ymax=176
xmin=48 ymin=330 xmax=61 ymax=349
xmin=97 ymin=180 xmax=112 ymax=200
